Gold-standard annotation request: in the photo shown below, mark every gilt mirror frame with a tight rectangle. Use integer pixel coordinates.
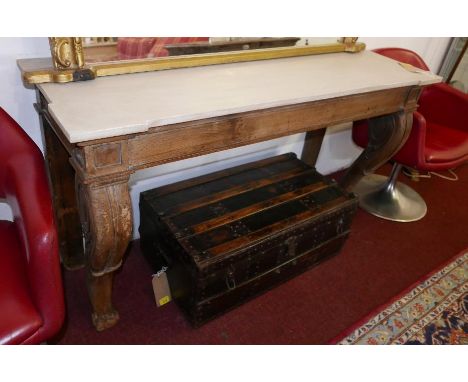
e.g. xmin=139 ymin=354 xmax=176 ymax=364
xmin=19 ymin=37 xmax=365 ymax=85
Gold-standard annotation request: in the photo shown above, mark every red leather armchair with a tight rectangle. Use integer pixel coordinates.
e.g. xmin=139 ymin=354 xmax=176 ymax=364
xmin=352 ymin=48 xmax=468 ymax=221
xmin=0 ymin=107 xmax=64 ymax=344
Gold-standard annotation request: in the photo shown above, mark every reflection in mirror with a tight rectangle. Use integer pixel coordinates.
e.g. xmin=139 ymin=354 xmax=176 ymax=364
xmin=82 ymin=37 xmax=118 ymax=62
xmin=82 ymin=37 xmax=338 ymax=64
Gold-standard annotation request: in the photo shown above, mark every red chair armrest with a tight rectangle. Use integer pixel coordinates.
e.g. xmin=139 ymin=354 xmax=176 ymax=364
xmin=1 ymin=107 xmax=64 ymax=342
xmin=4 ymin=150 xmax=64 ymax=343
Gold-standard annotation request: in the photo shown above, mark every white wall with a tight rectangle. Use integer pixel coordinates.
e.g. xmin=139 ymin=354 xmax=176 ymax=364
xmin=0 ymin=37 xmax=451 ymax=237
xmin=0 ymin=38 xmax=51 ymax=221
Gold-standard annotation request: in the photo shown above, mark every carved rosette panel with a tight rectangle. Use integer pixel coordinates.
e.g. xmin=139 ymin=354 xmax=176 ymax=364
xmin=49 ymin=37 xmax=85 ymax=70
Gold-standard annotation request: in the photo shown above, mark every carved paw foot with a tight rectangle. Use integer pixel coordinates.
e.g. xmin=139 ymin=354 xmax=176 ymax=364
xmin=92 ymin=309 xmax=120 ymax=331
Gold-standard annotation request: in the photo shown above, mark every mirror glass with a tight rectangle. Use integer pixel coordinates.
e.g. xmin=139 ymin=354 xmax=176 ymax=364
xmin=448 ymin=39 xmax=468 ymax=93
xmin=82 ymin=37 xmax=338 ymax=64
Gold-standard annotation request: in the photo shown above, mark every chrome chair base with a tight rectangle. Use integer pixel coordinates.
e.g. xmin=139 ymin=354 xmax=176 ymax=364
xmin=352 ymin=164 xmax=427 ymax=222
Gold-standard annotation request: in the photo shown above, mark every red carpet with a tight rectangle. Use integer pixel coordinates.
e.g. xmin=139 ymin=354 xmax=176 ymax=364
xmin=53 ymin=163 xmax=468 ymax=344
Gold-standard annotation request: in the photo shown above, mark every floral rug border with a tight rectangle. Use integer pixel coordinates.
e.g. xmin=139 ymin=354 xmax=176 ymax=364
xmin=333 ymin=250 xmax=468 ymax=345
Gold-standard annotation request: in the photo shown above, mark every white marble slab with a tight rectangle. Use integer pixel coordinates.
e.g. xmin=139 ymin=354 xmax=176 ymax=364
xmin=38 ymin=51 xmax=441 ymax=143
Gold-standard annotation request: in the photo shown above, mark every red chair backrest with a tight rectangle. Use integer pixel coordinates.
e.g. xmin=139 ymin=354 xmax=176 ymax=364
xmin=0 ymin=107 xmax=64 ymax=344
xmin=373 ymin=47 xmax=430 ymax=71
xmin=0 ymin=108 xmax=43 ymax=198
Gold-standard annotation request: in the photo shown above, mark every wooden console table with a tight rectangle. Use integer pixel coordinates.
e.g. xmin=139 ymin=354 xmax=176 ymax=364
xmin=24 ymin=51 xmax=440 ymax=331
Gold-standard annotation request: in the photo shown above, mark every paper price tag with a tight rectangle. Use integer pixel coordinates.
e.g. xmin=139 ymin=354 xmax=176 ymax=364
xmin=152 ymin=270 xmax=172 ymax=307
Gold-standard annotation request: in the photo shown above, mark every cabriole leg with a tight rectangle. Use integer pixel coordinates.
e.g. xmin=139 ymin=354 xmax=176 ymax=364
xmin=76 ymin=175 xmax=133 ymax=331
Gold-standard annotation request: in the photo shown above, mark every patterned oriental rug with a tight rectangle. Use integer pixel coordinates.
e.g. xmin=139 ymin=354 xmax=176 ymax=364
xmin=332 ymin=250 xmax=468 ymax=345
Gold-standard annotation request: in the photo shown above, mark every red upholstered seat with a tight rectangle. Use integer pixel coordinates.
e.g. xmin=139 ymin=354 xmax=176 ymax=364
xmin=353 ymin=48 xmax=468 ymax=172
xmin=0 ymin=107 xmax=64 ymax=344
xmin=425 ymin=123 xmax=468 ymax=163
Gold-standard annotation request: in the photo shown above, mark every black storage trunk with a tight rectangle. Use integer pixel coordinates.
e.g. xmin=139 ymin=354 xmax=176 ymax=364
xmin=139 ymin=153 xmax=358 ymax=326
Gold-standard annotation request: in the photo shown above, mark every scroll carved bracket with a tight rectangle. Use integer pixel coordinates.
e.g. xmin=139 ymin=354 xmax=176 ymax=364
xmin=339 ymin=85 xmax=423 ymax=191
xmin=76 ymin=175 xmax=132 ymax=274
xmin=339 ymin=110 xmax=413 ymax=192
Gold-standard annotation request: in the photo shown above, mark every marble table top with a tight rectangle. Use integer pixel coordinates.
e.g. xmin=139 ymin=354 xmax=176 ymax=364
xmin=38 ymin=50 xmax=441 ymax=143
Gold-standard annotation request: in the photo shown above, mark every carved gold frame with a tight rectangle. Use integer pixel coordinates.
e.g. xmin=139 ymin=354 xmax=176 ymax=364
xmin=19 ymin=37 xmax=365 ymax=85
